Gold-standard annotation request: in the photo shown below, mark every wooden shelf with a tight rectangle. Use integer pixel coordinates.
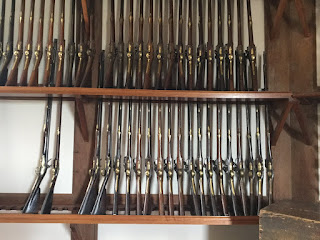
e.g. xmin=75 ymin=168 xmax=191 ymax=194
xmin=0 ymin=213 xmax=259 ymax=225
xmin=292 ymin=92 xmax=320 ymax=103
xmin=0 ymin=87 xmax=292 ymax=101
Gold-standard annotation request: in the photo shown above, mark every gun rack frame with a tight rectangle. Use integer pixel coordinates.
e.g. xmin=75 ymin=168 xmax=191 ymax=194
xmin=0 ymin=0 xmax=318 ymax=240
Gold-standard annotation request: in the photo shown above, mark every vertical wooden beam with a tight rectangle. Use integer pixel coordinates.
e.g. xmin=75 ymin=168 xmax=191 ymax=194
xmin=71 ymin=0 xmax=102 ymax=239
xmin=71 ymin=224 xmax=98 ymax=240
xmin=265 ymin=0 xmax=293 ymax=201
xmin=287 ymin=0 xmax=318 ymax=202
xmin=267 ymin=0 xmax=318 ymax=202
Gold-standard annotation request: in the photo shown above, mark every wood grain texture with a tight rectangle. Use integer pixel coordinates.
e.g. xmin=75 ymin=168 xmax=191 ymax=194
xmin=287 ymin=0 xmax=318 ymax=202
xmin=70 ymin=224 xmax=97 ymax=240
xmin=0 ymin=87 xmax=292 ymax=100
xmin=0 ymin=214 xmax=259 ymax=225
xmin=260 ymin=201 xmax=320 ymax=240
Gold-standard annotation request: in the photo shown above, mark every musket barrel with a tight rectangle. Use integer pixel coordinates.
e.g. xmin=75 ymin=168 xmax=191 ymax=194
xmin=0 ymin=0 xmax=6 ymax=61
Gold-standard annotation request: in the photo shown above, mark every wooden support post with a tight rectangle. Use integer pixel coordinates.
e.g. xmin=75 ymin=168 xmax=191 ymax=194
xmin=70 ymin=224 xmax=98 ymax=240
xmin=271 ymin=0 xmax=310 ymax=39
xmin=75 ymin=98 xmax=89 ymax=142
xmin=271 ymin=0 xmax=289 ymax=39
xmin=292 ymin=103 xmax=311 ymax=145
xmin=271 ymin=101 xmax=294 ymax=146
xmin=71 ymin=0 xmax=102 ymax=239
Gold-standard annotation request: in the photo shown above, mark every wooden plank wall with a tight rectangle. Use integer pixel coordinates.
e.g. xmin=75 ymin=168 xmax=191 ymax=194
xmin=265 ymin=0 xmax=318 ymax=202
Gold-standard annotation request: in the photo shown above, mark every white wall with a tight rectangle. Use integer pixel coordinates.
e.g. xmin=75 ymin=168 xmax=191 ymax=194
xmin=0 ymin=0 xmax=265 ymax=239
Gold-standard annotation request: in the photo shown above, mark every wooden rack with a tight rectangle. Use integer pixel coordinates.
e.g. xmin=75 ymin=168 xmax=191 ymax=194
xmin=0 ymin=0 xmax=318 ymax=240
xmin=0 ymin=87 xmax=311 ymax=227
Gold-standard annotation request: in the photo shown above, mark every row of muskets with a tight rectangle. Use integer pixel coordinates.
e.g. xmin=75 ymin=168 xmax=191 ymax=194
xmin=19 ymin=0 xmax=274 ymax=216
xmin=0 ymin=0 xmax=260 ymax=90
xmin=22 ymin=51 xmax=274 ymax=216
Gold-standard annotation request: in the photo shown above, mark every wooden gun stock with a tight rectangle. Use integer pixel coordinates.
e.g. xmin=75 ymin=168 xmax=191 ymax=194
xmin=28 ymin=0 xmax=44 ymax=87
xmin=43 ymin=0 xmax=56 ymax=87
xmin=6 ymin=0 xmax=25 ymax=86
xmin=0 ymin=0 xmax=15 ymax=86
xmin=80 ymin=13 xmax=95 ymax=88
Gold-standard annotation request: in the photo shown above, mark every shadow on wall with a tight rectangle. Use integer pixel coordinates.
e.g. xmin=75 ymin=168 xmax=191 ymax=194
xmin=207 ymin=225 xmax=259 ymax=240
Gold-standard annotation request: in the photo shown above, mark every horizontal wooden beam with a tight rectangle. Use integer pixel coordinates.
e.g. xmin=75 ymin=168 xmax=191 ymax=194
xmin=0 ymin=214 xmax=259 ymax=225
xmin=0 ymin=87 xmax=293 ymax=100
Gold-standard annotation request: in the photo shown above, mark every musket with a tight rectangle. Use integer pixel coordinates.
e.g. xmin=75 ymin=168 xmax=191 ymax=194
xmin=207 ymin=0 xmax=213 ymax=91
xmin=226 ymin=105 xmax=239 ymax=216
xmin=197 ymin=106 xmax=206 ymax=216
xmin=43 ymin=0 xmax=56 ymax=86
xmin=175 ymin=103 xmax=185 ymax=215
xmin=65 ymin=0 xmax=76 ymax=87
xmin=154 ymin=0 xmax=163 ymax=90
xmin=206 ymin=104 xmax=219 ymax=216
xmin=196 ymin=0 xmax=205 ymax=90
xmin=265 ymin=106 xmax=273 ymax=205
xmin=135 ymin=0 xmax=144 ymax=89
xmin=187 ymin=104 xmax=201 ymax=216
xmin=246 ymin=98 xmax=255 ymax=215
xmin=91 ymin=52 xmax=112 ymax=215
xmin=78 ymin=99 xmax=103 ymax=215
xmin=177 ymin=0 xmax=185 ymax=90
xmin=125 ymin=0 xmax=134 ymax=89
xmin=215 ymin=0 xmax=225 ymax=91
xmin=23 ymin=43 xmax=57 ymax=213
xmin=236 ymin=98 xmax=248 ymax=216
xmin=0 ymin=0 xmax=15 ymax=86
xmin=74 ymin=13 xmax=87 ymax=87
xmin=217 ymin=104 xmax=229 ymax=216
xmin=264 ymin=52 xmax=274 ymax=206
xmin=40 ymin=98 xmax=63 ymax=214
xmin=104 ymin=0 xmax=116 ymax=88
xmin=235 ymin=0 xmax=245 ymax=91
xmin=6 ymin=0 xmax=25 ymax=86
xmin=165 ymin=103 xmax=174 ymax=215
xmin=225 ymin=0 xmax=234 ymax=91
xmin=255 ymin=103 xmax=263 ymax=215
xmin=144 ymin=0 xmax=154 ymax=89
xmin=124 ymin=101 xmax=132 ymax=215
xmin=117 ymin=0 xmax=124 ymax=88
xmin=28 ymin=0 xmax=45 ymax=87
xmin=164 ymin=0 xmax=174 ymax=90
xmin=80 ymin=7 xmax=95 ymax=87
xmin=55 ymin=0 xmax=65 ymax=87
xmin=134 ymin=102 xmax=143 ymax=215
xmin=0 ymin=0 xmax=6 ymax=62
xmin=49 ymin=40 xmax=58 ymax=87
xmin=156 ymin=105 xmax=165 ymax=215
xmin=236 ymin=4 xmax=248 ymax=214
xmin=143 ymin=102 xmax=153 ymax=215
xmin=22 ymin=98 xmax=53 ymax=213
xmin=91 ymin=101 xmax=112 ymax=214
xmin=19 ymin=0 xmax=35 ymax=86
xmin=246 ymin=0 xmax=258 ymax=91
xmin=186 ymin=0 xmax=193 ymax=90
xmin=112 ymin=102 xmax=122 ymax=215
